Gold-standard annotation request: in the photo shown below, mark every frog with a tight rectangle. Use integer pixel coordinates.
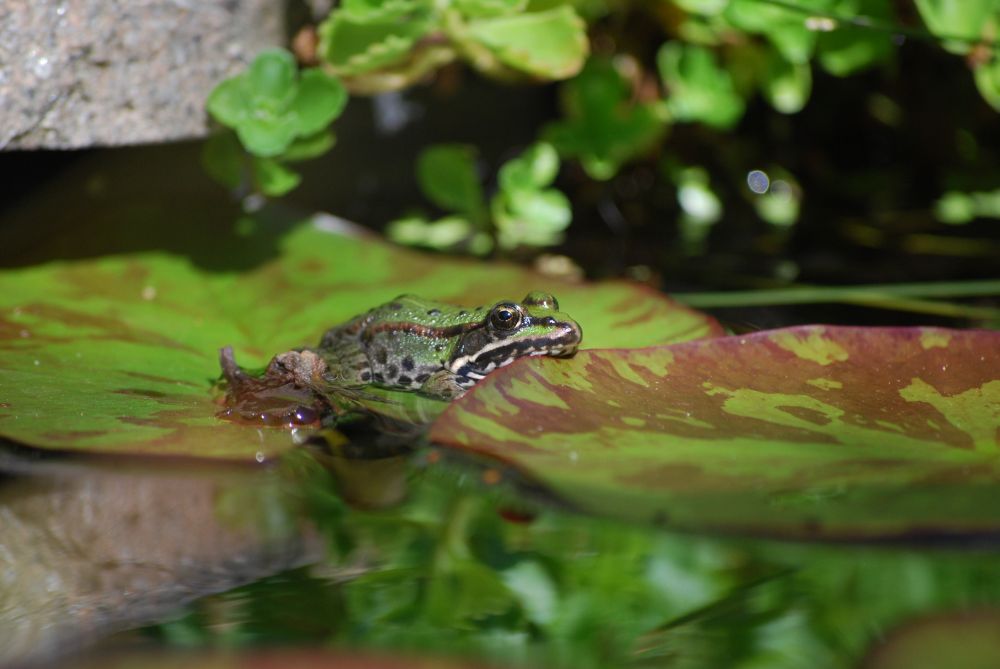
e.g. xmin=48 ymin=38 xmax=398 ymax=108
xmin=314 ymin=291 xmax=582 ymax=399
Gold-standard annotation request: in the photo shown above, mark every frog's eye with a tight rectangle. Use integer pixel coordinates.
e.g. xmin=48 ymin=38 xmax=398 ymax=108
xmin=522 ymin=291 xmax=558 ymax=310
xmin=489 ymin=303 xmax=522 ymax=330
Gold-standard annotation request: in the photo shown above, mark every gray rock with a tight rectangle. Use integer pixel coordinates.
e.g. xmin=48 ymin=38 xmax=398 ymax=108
xmin=0 ymin=0 xmax=286 ymax=150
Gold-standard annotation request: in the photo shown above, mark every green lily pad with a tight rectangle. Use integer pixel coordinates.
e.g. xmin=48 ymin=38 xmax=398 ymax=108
xmin=430 ymin=326 xmax=1000 ymax=540
xmin=0 ymin=216 xmax=720 ymax=459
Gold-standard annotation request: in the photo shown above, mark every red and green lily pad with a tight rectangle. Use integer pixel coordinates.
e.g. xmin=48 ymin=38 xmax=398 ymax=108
xmin=0 ymin=216 xmax=719 ymax=459
xmin=430 ymin=326 xmax=1000 ymax=540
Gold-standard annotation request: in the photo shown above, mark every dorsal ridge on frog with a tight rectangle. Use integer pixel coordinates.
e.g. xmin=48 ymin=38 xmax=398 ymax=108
xmin=317 ymin=291 xmax=582 ymax=399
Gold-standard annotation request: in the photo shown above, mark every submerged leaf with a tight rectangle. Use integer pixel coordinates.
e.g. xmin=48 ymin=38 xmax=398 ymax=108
xmin=431 ymin=326 xmax=1000 ymax=540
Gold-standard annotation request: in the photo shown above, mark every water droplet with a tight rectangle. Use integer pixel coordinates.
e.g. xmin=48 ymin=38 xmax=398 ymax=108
xmin=33 ymin=360 xmax=40 ymax=366
xmin=141 ymin=285 xmax=157 ymax=300
xmin=569 ymin=451 xmax=578 ymax=462
xmin=55 ymin=3 xmax=67 ymax=16
xmin=747 ymin=169 xmax=770 ymax=194
xmin=255 ymin=451 xmax=265 ymax=463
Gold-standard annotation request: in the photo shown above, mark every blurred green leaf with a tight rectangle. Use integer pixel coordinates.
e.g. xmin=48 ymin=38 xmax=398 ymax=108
xmin=935 ymin=188 xmax=1000 ymax=224
xmin=201 ymin=132 xmax=245 ymax=189
xmin=205 ymin=77 xmax=253 ymax=127
xmin=762 ymin=49 xmax=812 ymax=114
xmin=317 ymin=6 xmax=434 ymax=75
xmin=817 ymin=0 xmax=895 ymax=76
xmin=246 ymin=48 xmax=297 ymax=103
xmin=725 ymin=0 xmax=829 ymax=64
xmin=235 ymin=115 xmax=300 ymax=157
xmin=492 ymin=142 xmax=572 ymax=249
xmin=494 ymin=188 xmax=572 ymax=249
xmin=251 ymin=157 xmax=302 ymax=196
xmin=914 ymin=0 xmax=997 ymax=54
xmin=281 ymin=131 xmax=337 ymax=163
xmin=456 ymin=0 xmax=526 ymax=19
xmin=207 ymin=50 xmax=346 ymax=165
xmin=659 ymin=42 xmax=746 ymax=129
xmin=498 ymin=142 xmax=560 ymax=191
xmin=386 ymin=215 xmax=494 ymax=254
xmin=935 ymin=191 xmax=977 ymax=224
xmin=417 ymin=145 xmax=488 ymax=225
xmin=975 ymin=56 xmax=1000 ymax=112
xmin=544 ymin=59 xmax=665 ymax=180
xmin=289 ymin=70 xmax=348 ymax=136
xmin=752 ymin=169 xmax=801 ymax=227
xmin=465 ymin=5 xmax=589 ymax=79
xmin=340 ymin=0 xmax=422 ymax=20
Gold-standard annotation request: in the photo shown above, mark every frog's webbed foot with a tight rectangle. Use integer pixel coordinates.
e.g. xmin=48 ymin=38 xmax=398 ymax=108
xmin=419 ymin=370 xmax=468 ymax=400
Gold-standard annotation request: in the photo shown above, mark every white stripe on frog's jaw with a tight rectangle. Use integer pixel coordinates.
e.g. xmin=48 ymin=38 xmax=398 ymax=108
xmin=449 ymin=325 xmax=581 ymax=383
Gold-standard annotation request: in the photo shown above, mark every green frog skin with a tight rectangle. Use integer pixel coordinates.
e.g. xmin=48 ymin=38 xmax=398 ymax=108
xmin=316 ymin=291 xmax=582 ymax=399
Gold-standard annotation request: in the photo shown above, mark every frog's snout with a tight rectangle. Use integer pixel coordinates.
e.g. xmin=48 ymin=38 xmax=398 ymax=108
xmin=555 ymin=321 xmax=582 ymax=356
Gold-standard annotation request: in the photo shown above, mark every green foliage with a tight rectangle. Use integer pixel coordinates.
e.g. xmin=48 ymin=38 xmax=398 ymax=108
xmin=203 ymin=0 xmax=1000 ymax=223
xmin=659 ymin=42 xmax=745 ymax=128
xmin=544 ymin=59 xmax=666 ymax=180
xmin=914 ymin=0 xmax=997 ymax=54
xmin=315 ymin=0 xmax=587 ymax=89
xmin=207 ymin=50 xmax=346 ymax=157
xmin=204 ymin=49 xmax=346 ymax=196
xmin=387 ymin=142 xmax=573 ymax=252
xmin=935 ymin=188 xmax=1000 ymax=224
xmin=492 ymin=143 xmax=572 ymax=249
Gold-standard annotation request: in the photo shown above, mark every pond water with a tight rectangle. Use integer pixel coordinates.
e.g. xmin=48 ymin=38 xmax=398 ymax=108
xmin=4 ymin=436 xmax=1000 ymax=669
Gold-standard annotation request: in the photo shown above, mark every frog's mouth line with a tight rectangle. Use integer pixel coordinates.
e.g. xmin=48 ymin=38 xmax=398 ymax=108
xmin=450 ymin=330 xmax=581 ymax=380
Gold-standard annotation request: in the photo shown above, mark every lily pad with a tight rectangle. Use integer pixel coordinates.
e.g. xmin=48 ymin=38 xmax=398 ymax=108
xmin=430 ymin=326 xmax=1000 ymax=540
xmin=0 ymin=216 xmax=720 ymax=459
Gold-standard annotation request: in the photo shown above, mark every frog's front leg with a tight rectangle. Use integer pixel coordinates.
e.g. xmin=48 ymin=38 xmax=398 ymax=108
xmin=419 ymin=369 xmax=470 ymax=400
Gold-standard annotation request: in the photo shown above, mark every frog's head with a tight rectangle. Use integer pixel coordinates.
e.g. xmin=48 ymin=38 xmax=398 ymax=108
xmin=449 ymin=291 xmax=582 ymax=384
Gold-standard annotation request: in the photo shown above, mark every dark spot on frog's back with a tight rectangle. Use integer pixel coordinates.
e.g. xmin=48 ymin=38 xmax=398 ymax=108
xmin=427 ymin=308 xmax=440 ymax=316
xmin=402 ymin=355 xmax=414 ymax=371
xmin=375 ymin=347 xmax=388 ymax=365
xmin=387 ymin=364 xmax=398 ymax=378
xmin=416 ymin=373 xmax=430 ymax=383
xmin=458 ymin=310 xmax=468 ymax=316
xmin=397 ymin=375 xmax=412 ymax=386
xmin=389 ymin=302 xmax=403 ymax=311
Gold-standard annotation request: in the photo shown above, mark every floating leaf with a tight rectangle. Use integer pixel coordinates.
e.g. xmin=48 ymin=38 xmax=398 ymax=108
xmin=465 ymin=6 xmax=589 ymax=79
xmin=545 ymin=59 xmax=665 ymax=180
xmin=0 ymin=216 xmax=720 ymax=459
xmin=417 ymin=145 xmax=487 ymax=225
xmin=431 ymin=326 xmax=1000 ymax=540
xmin=317 ymin=6 xmax=434 ymax=76
xmin=207 ymin=50 xmax=346 ymax=159
xmin=659 ymin=42 xmax=746 ymax=129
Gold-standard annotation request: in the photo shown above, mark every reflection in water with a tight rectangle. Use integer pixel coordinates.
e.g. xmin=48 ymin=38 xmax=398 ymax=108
xmin=0 ymin=448 xmax=329 ymax=665
xmin=5 ymin=438 xmax=1000 ymax=669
